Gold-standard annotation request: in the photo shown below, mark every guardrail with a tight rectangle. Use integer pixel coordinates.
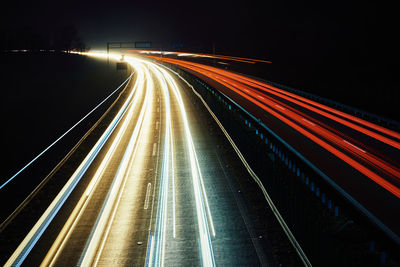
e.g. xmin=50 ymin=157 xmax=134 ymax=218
xmin=159 ymin=61 xmax=400 ymax=267
xmin=162 ymin=63 xmax=312 ymax=266
xmin=0 ymin=72 xmax=133 ymax=231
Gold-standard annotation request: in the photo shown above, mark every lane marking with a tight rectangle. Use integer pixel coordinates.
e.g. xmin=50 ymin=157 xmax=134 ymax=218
xmin=79 ymin=63 xmax=153 ymax=267
xmin=144 ymin=183 xmax=152 ymax=209
xmin=169 ymin=65 xmax=312 ymax=267
xmin=149 ymin=64 xmax=172 ymax=267
xmin=214 ymin=151 xmax=269 ymax=266
xmin=146 ymin=82 xmax=162 ymax=267
xmin=6 ymin=60 xmax=140 ymax=267
xmin=152 ymin=143 xmax=158 ymax=156
xmin=156 ymin=121 xmax=159 ymax=130
xmin=158 ymin=65 xmax=216 ymax=266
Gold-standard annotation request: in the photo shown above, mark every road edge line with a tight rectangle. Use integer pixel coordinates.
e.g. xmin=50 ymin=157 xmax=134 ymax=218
xmin=167 ymin=66 xmax=312 ymax=267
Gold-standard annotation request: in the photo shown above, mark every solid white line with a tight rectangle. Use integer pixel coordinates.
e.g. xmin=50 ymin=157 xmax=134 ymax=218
xmin=169 ymin=66 xmax=312 ymax=267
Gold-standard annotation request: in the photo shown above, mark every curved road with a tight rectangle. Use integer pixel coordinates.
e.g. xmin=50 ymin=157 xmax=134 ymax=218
xmin=4 ymin=55 xmax=273 ymax=266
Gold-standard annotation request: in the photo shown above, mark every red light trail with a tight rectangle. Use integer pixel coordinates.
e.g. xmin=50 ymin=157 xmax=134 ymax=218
xmin=148 ymin=56 xmax=400 ymax=198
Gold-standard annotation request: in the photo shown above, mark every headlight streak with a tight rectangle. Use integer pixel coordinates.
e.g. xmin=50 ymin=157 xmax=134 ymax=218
xmin=146 ymin=61 xmax=215 ymax=266
xmin=85 ymin=65 xmax=146 ymax=197
xmin=7 ymin=51 xmax=220 ymax=267
xmin=160 ymin=66 xmax=216 ymax=237
xmin=40 ymin=62 xmax=147 ymax=267
xmin=166 ymin=65 xmax=313 ymax=267
xmin=154 ymin=64 xmax=216 ymax=266
xmin=169 ymin=107 xmax=177 ymax=239
xmin=79 ymin=63 xmax=152 ymax=267
xmin=149 ymin=63 xmax=171 ymax=267
xmin=5 ymin=56 xmax=140 ymax=267
xmin=92 ymin=69 xmax=153 ymax=264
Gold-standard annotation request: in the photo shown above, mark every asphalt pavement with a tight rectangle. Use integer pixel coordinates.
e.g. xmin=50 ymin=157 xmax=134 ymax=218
xmin=3 ymin=56 xmax=280 ymax=266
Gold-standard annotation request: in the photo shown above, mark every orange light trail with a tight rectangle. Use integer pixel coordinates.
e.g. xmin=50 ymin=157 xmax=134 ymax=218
xmin=149 ymin=56 xmax=400 ymax=199
xmin=127 ymin=49 xmax=272 ymax=64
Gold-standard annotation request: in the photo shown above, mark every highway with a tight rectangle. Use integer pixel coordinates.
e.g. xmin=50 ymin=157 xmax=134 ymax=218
xmin=145 ymin=56 xmax=400 ymax=244
xmin=5 ymin=49 xmax=398 ymax=266
xmin=4 ymin=54 xmax=271 ymax=266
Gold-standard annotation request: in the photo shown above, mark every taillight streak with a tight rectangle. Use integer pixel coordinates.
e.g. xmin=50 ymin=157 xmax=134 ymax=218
xmin=151 ymin=57 xmax=400 ymax=198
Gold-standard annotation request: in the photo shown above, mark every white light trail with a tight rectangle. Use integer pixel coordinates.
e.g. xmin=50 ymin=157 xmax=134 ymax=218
xmin=0 ymin=69 xmax=133 ymax=191
xmin=147 ymin=60 xmax=215 ymax=266
xmin=40 ymin=61 xmax=147 ymax=266
xmin=79 ymin=63 xmax=153 ymax=266
xmin=154 ymin=64 xmax=216 ymax=266
xmin=150 ymin=63 xmax=172 ymax=267
xmin=170 ymin=119 xmax=176 ymax=239
xmin=7 ymin=52 xmax=216 ymax=267
xmin=5 ymin=54 xmax=140 ymax=267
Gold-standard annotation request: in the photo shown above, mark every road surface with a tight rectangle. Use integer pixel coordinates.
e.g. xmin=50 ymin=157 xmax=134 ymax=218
xmin=4 ymin=55 xmax=274 ymax=266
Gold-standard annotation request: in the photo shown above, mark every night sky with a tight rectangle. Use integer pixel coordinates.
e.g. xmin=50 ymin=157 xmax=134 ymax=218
xmin=2 ymin=0 xmax=389 ymax=56
xmin=2 ymin=0 xmax=398 ymax=118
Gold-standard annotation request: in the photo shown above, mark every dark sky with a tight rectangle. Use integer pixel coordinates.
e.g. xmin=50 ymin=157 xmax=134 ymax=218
xmin=2 ymin=0 xmax=392 ymax=58
xmin=2 ymin=0 xmax=397 ymax=86
xmin=1 ymin=0 xmax=398 ymax=118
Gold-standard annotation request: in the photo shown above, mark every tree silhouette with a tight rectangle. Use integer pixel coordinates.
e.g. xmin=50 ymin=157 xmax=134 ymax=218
xmin=1 ymin=24 xmax=85 ymax=52
xmin=53 ymin=25 xmax=79 ymax=52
